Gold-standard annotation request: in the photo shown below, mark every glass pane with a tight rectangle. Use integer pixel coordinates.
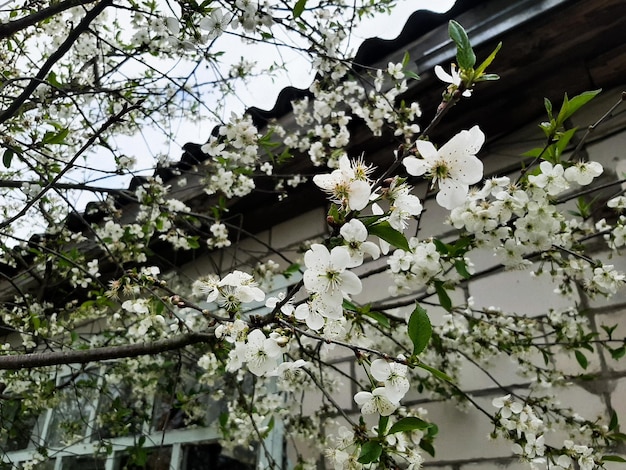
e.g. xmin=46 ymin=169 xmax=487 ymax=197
xmin=114 ymin=446 xmax=171 ymax=470
xmin=46 ymin=372 xmax=98 ymax=447
xmin=181 ymin=443 xmax=255 ymax=470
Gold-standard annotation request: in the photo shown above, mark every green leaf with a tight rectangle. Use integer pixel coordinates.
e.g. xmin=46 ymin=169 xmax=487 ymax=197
xmin=454 ymin=259 xmax=471 ymax=279
xmin=47 ymin=71 xmax=62 ymax=88
xmin=602 ymin=455 xmax=626 ymax=463
xmin=609 ymin=411 xmax=619 ymax=432
xmin=368 ymin=221 xmax=410 ymax=251
xmin=434 ymin=281 xmax=452 ymax=312
xmin=401 ymin=51 xmax=410 ymax=68
xmin=544 ymin=98 xmax=553 ymax=120
xmin=474 ymin=42 xmax=501 ymax=76
xmin=477 ymin=73 xmax=500 ymax=81
xmin=610 ymin=346 xmax=626 ymax=360
xmin=378 ymin=415 xmax=389 ymax=437
xmin=408 ymin=304 xmax=432 ymax=356
xmin=404 ymin=70 xmax=420 ymax=81
xmin=42 ymin=128 xmax=69 ymax=145
xmin=575 ymin=350 xmax=588 ymax=369
xmin=448 ymin=20 xmax=475 ymax=69
xmin=293 ymin=0 xmax=307 ymax=18
xmin=432 ymin=238 xmax=449 ymax=255
xmin=419 ymin=440 xmax=436 ymax=457
xmin=362 ymin=310 xmax=391 ymax=328
xmin=2 ymin=148 xmax=13 ymax=168
xmin=186 ymin=236 xmax=200 ymax=249
xmin=357 ymin=441 xmax=383 ymax=464
xmin=417 ymin=362 xmax=453 ymax=382
xmin=388 ymin=417 xmax=432 ymax=434
xmin=556 ymin=89 xmax=601 ymax=127
xmin=283 ymin=263 xmax=300 ymax=279
xmin=609 ymin=432 xmax=626 ymax=442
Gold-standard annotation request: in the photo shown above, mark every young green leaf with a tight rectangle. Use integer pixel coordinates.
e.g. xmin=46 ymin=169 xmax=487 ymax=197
xmin=357 ymin=440 xmax=383 ymax=464
xmin=417 ymin=362 xmax=453 ymax=382
xmin=368 ymin=221 xmax=410 ymax=251
xmin=556 ymin=89 xmax=601 ymax=127
xmin=474 ymin=42 xmax=502 ymax=76
xmin=362 ymin=310 xmax=391 ymax=328
xmin=575 ymin=350 xmax=588 ymax=369
xmin=377 ymin=415 xmax=389 ymax=437
xmin=293 ymin=0 xmax=307 ymax=18
xmin=2 ymin=148 xmax=13 ymax=168
xmin=388 ymin=417 xmax=432 ymax=434
xmin=408 ymin=304 xmax=432 ymax=356
xmin=434 ymin=281 xmax=452 ymax=312
xmin=448 ymin=20 xmax=476 ymax=69
xmin=609 ymin=411 xmax=619 ymax=432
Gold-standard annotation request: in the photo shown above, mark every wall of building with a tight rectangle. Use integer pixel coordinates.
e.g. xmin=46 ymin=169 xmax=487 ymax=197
xmin=187 ymin=86 xmax=626 ymax=468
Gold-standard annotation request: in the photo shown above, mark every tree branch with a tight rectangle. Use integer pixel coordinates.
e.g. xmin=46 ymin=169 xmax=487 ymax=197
xmin=0 ymin=0 xmax=112 ymax=125
xmin=0 ymin=0 xmax=99 ymax=40
xmin=0 ymin=99 xmax=140 ymax=231
xmin=0 ymin=332 xmax=214 ymax=370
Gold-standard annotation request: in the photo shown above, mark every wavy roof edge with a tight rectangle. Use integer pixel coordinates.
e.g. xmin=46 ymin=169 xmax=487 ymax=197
xmin=245 ymin=0 xmax=481 ymax=127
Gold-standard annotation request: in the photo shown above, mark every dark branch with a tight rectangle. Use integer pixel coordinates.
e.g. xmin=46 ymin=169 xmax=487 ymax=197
xmin=0 ymin=0 xmax=113 ymax=125
xmin=0 ymin=0 xmax=98 ymax=40
xmin=0 ymin=332 xmax=214 ymax=370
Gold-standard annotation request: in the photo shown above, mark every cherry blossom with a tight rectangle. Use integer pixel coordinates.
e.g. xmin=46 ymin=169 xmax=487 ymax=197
xmin=403 ymin=126 xmax=485 ymax=209
xmin=339 ymin=219 xmax=380 ymax=267
xmin=303 ymin=244 xmax=362 ymax=305
xmin=244 ymin=329 xmax=283 ymax=376
xmin=313 ymin=155 xmax=372 ymax=211
xmin=354 ymin=387 xmax=399 ymax=416
xmin=435 ymin=63 xmax=472 ymax=97
xmin=370 ymin=357 xmax=410 ymax=402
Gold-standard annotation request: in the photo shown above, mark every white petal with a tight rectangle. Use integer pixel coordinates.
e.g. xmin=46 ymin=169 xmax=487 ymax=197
xmin=449 ymin=155 xmax=483 ymax=185
xmin=305 ymin=310 xmax=325 ymax=330
xmin=434 ymin=64 xmax=454 ymax=83
xmin=354 ymin=391 xmax=373 ymax=406
xmin=362 ymin=241 xmax=381 ymax=260
xmin=436 ymin=179 xmax=468 ymax=210
xmin=403 ymin=156 xmax=429 ymax=176
xmin=370 ymin=359 xmax=392 ymax=382
xmin=414 ymin=139 xmax=439 ymax=161
xmin=329 ymin=246 xmax=350 ymax=270
xmin=347 ymin=180 xmax=371 ymax=211
xmin=304 ymin=244 xmax=330 ymax=271
xmin=339 ymin=270 xmax=362 ymax=295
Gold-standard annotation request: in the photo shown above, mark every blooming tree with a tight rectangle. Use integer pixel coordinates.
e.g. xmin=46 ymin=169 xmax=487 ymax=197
xmin=0 ymin=1 xmax=625 ymax=469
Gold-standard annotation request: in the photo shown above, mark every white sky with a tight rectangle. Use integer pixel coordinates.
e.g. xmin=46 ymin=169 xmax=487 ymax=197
xmin=99 ymin=1 xmax=457 ymax=184
xmin=155 ymin=0 xmax=457 ymax=152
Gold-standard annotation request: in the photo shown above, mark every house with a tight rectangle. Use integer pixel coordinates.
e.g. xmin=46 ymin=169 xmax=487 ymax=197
xmin=1 ymin=0 xmax=626 ymax=468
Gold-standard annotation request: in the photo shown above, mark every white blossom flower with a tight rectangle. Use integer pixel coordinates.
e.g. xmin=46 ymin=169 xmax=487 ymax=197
xmin=492 ymin=394 xmax=524 ymax=419
xmin=339 ymin=219 xmax=380 ymax=267
xmin=294 ymin=301 xmax=325 ymax=330
xmin=303 ymin=244 xmax=362 ymax=304
xmin=528 ymin=161 xmax=569 ymax=195
xmin=354 ymin=387 xmax=399 ymax=416
xmin=313 ymin=155 xmax=372 ymax=211
xmin=244 ymin=329 xmax=282 ymax=376
xmin=564 ymin=161 xmax=603 ymax=185
xmin=608 ymin=195 xmax=626 ymax=210
xmin=370 ymin=357 xmax=410 ymax=402
xmin=434 ymin=63 xmax=471 ymax=97
xmin=403 ymin=126 xmax=485 ymax=209
xmin=199 ymin=8 xmax=233 ymax=39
